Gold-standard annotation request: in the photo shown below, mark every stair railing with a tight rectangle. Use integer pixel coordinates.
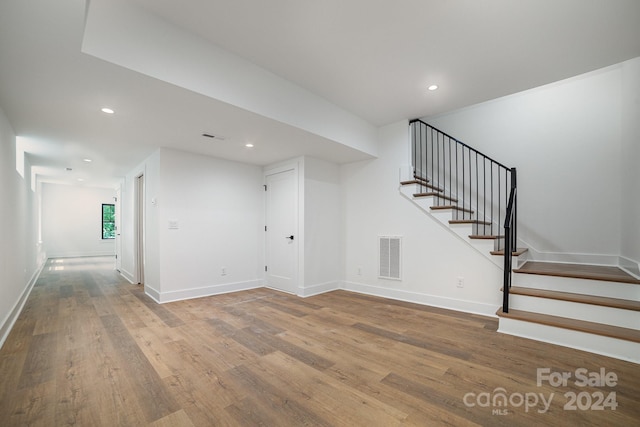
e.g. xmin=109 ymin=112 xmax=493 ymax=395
xmin=502 ymin=177 xmax=517 ymax=313
xmin=409 ymin=119 xmax=517 ymax=311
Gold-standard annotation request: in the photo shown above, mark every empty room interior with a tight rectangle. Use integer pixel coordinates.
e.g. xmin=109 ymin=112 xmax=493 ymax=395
xmin=1 ymin=0 xmax=639 ymax=425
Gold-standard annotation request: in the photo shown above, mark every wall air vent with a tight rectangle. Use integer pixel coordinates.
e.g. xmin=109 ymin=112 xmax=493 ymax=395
xmin=379 ymin=236 xmax=402 ymax=280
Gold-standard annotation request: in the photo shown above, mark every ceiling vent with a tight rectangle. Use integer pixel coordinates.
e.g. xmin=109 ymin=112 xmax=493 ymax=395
xmin=202 ymin=133 xmax=226 ymax=141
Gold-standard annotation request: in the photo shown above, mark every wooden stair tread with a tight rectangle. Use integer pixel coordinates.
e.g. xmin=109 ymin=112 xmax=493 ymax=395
xmin=450 ymin=219 xmax=492 ymax=226
xmin=400 ymin=179 xmax=426 ymax=185
xmin=400 ymin=175 xmax=429 ymax=184
xmin=508 ymin=286 xmax=640 ymax=312
xmin=400 ymin=180 xmax=443 ymax=192
xmin=491 ymin=248 xmax=528 ymax=256
xmin=430 ymin=205 xmax=474 ymax=214
xmin=469 ymin=235 xmax=504 ymax=240
xmin=413 ymin=192 xmax=457 ymax=202
xmin=496 ymin=308 xmax=640 ymax=343
xmin=514 ymin=261 xmax=640 ymax=285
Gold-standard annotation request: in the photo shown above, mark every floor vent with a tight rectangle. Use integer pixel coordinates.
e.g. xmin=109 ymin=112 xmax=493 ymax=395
xmin=379 ymin=236 xmax=402 ymax=280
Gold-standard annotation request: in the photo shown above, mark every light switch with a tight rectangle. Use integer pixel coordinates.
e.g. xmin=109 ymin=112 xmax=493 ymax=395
xmin=168 ymin=220 xmax=179 ymax=229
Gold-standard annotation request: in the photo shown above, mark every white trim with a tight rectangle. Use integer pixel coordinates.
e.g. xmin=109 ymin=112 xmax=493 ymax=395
xmin=46 ymin=250 xmax=116 ymax=259
xmin=519 ymin=239 xmax=620 ymax=266
xmin=0 ymin=259 xmax=46 ymax=350
xmin=149 ymin=279 xmax=264 ymax=304
xmin=343 ymin=280 xmax=499 ymax=317
xmin=619 ymin=256 xmax=640 ymax=279
xmin=119 ymin=268 xmax=136 ymax=284
xmin=144 ymin=285 xmax=161 ymax=303
xmin=298 ymin=281 xmax=342 ymax=298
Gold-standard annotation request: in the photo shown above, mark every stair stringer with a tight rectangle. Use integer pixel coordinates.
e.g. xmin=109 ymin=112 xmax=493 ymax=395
xmin=399 ymin=182 xmax=528 ymax=269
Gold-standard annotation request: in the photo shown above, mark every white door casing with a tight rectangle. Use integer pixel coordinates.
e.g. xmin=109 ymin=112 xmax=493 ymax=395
xmin=115 ymin=185 xmax=122 ymax=272
xmin=265 ymin=167 xmax=298 ymax=294
xmin=135 ymin=174 xmax=145 ymax=285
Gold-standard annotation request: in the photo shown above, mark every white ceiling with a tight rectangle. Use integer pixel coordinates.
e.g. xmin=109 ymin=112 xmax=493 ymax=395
xmin=1 ymin=0 xmax=640 ymax=188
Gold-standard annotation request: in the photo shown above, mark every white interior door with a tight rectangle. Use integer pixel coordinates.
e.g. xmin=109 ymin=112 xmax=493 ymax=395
xmin=265 ymin=168 xmax=298 ymax=294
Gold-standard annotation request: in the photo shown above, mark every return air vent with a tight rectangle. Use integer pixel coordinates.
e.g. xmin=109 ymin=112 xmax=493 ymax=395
xmin=202 ymin=133 xmax=226 ymax=141
xmin=379 ymin=236 xmax=402 ymax=280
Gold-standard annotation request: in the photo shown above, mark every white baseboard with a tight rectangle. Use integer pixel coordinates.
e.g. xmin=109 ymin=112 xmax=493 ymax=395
xmin=298 ymin=281 xmax=342 ymax=297
xmin=519 ymin=240 xmax=619 ymax=266
xmin=0 ymin=259 xmax=47 ymax=350
xmin=144 ymin=285 xmax=161 ymax=303
xmin=119 ymin=268 xmax=136 ymax=284
xmin=619 ymin=256 xmax=640 ymax=279
xmin=342 ymin=281 xmax=499 ymax=317
xmin=46 ymin=251 xmax=116 ymax=259
xmin=150 ymin=279 xmax=264 ymax=304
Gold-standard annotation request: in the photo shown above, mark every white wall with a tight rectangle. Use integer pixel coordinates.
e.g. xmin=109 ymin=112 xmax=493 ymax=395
xmin=342 ymin=121 xmax=503 ymax=316
xmin=119 ymin=149 xmax=164 ymax=295
xmin=127 ymin=148 xmax=264 ymax=302
xmin=41 ymin=183 xmax=116 ymax=258
xmin=425 ymin=64 xmax=626 ymax=266
xmin=620 ymin=57 xmax=640 ymax=275
xmin=301 ymin=157 xmax=343 ymax=295
xmin=0 ymin=107 xmax=43 ymax=346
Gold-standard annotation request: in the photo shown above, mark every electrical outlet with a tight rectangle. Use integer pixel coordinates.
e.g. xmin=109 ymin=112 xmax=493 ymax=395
xmin=221 ymin=267 xmax=227 ymax=276
xmin=457 ymin=276 xmax=464 ymax=288
xmin=357 ymin=266 xmax=362 ymax=276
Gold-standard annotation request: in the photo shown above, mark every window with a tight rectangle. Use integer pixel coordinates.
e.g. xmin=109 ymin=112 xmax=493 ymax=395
xmin=102 ymin=204 xmax=116 ymax=239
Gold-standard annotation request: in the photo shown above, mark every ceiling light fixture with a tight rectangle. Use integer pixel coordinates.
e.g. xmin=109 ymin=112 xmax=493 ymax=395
xmin=83 ymin=158 xmax=92 ymax=163
xmin=245 ymin=143 xmax=254 ymax=148
xmin=101 ymin=107 xmax=115 ymax=114
xmin=428 ymin=85 xmax=439 ymax=91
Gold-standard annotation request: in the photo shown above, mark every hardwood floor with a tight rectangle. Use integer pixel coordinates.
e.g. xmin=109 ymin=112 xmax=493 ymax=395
xmin=1 ymin=257 xmax=638 ymax=426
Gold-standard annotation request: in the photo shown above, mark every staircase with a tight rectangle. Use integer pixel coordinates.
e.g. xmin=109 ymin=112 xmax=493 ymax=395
xmin=404 ymin=120 xmax=640 ymax=363
xmin=498 ymin=262 xmax=640 ymax=363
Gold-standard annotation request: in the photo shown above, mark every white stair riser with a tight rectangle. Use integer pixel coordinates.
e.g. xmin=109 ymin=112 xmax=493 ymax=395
xmin=513 ymin=273 xmax=640 ymax=301
xmin=509 ymin=294 xmax=640 ymax=330
xmin=414 ymin=197 xmax=436 ymax=210
xmin=469 ymin=238 xmax=498 ymax=253
xmin=498 ymin=318 xmax=640 ymax=364
xmin=430 ymin=209 xmax=454 ymax=226
xmin=399 ymin=185 xmax=417 ymax=199
xmin=448 ymin=223 xmax=473 ymax=239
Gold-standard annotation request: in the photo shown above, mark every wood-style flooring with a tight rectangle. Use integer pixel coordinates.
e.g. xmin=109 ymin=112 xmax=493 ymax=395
xmin=1 ymin=257 xmax=638 ymax=426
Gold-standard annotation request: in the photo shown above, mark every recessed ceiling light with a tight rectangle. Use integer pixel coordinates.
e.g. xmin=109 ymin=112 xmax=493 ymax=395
xmin=245 ymin=143 xmax=254 ymax=148
xmin=101 ymin=107 xmax=115 ymax=114
xmin=83 ymin=158 xmax=92 ymax=163
xmin=428 ymin=85 xmax=439 ymax=91
xmin=77 ymin=178 xmax=84 ymax=182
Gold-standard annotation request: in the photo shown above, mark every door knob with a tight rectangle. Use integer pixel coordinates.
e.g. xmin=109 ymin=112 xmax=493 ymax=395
xmin=285 ymin=235 xmax=294 ymax=240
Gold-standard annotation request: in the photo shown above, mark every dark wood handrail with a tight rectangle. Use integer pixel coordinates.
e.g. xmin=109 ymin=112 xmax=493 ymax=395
xmin=502 ymin=179 xmax=517 ymax=313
